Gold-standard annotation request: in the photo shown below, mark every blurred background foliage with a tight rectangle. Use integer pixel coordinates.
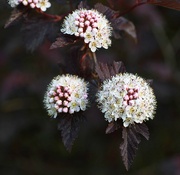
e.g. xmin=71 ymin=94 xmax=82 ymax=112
xmin=0 ymin=0 xmax=180 ymax=175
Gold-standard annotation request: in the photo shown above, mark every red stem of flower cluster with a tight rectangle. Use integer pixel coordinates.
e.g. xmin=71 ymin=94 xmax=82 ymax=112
xmin=36 ymin=9 xmax=63 ymax=22
xmin=118 ymin=2 xmax=146 ymax=17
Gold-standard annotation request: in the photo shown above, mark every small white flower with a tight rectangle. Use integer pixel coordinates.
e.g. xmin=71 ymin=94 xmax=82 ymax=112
xmin=96 ymin=73 xmax=157 ymax=127
xmin=61 ymin=8 xmax=112 ymax=52
xmin=44 ymin=74 xmax=89 ymax=118
xmin=89 ymin=40 xmax=101 ymax=52
xmin=8 ymin=0 xmax=20 ymax=7
xmin=36 ymin=0 xmax=51 ymax=11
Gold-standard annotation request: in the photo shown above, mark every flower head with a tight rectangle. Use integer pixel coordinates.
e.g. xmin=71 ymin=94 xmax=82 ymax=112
xmin=96 ymin=73 xmax=157 ymax=127
xmin=8 ymin=0 xmax=51 ymax=11
xmin=44 ymin=74 xmax=89 ymax=118
xmin=61 ymin=9 xmax=112 ymax=52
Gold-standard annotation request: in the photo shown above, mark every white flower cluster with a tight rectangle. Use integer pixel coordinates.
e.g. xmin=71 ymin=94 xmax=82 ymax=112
xmin=96 ymin=73 xmax=157 ymax=127
xmin=61 ymin=9 xmax=112 ymax=52
xmin=44 ymin=74 xmax=88 ymax=118
xmin=8 ymin=0 xmax=51 ymax=11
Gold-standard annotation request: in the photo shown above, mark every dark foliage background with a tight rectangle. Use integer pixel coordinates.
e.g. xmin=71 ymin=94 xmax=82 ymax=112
xmin=0 ymin=0 xmax=180 ymax=174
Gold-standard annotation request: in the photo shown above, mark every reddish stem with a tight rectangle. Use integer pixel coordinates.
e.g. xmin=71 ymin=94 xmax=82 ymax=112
xmin=36 ymin=9 xmax=63 ymax=22
xmin=118 ymin=2 xmax=146 ymax=17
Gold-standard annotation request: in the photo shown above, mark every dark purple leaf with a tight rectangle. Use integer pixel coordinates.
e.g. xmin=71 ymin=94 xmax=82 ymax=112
xmin=105 ymin=121 xmax=122 ymax=134
xmin=120 ymin=123 xmax=149 ymax=170
xmin=94 ymin=3 xmax=119 ymax=20
xmin=21 ymin=16 xmax=59 ymax=51
xmin=111 ymin=16 xmax=137 ymax=42
xmin=95 ymin=61 xmax=126 ymax=82
xmin=50 ymin=34 xmax=77 ymax=49
xmin=78 ymin=1 xmax=89 ymax=9
xmin=94 ymin=3 xmax=137 ymax=41
xmin=141 ymin=0 xmax=180 ymax=11
xmin=57 ymin=113 xmax=85 ymax=152
xmin=5 ymin=7 xmax=28 ymax=28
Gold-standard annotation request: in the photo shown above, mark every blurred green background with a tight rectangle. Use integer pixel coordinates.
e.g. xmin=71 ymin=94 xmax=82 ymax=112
xmin=0 ymin=0 xmax=180 ymax=175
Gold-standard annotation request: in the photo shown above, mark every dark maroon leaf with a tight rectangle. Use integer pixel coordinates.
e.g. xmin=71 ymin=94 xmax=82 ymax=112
xmin=105 ymin=121 xmax=122 ymax=134
xmin=120 ymin=123 xmax=149 ymax=170
xmin=21 ymin=16 xmax=59 ymax=51
xmin=134 ymin=123 xmax=149 ymax=140
xmin=111 ymin=16 xmax=137 ymax=42
xmin=94 ymin=3 xmax=137 ymax=42
xmin=141 ymin=0 xmax=180 ymax=11
xmin=94 ymin=3 xmax=119 ymax=20
xmin=5 ymin=7 xmax=28 ymax=28
xmin=78 ymin=1 xmax=89 ymax=9
xmin=95 ymin=61 xmax=126 ymax=82
xmin=57 ymin=113 xmax=85 ymax=152
xmin=50 ymin=34 xmax=77 ymax=49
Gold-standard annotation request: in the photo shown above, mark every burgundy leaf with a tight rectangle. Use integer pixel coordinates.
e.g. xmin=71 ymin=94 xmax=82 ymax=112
xmin=5 ymin=7 xmax=28 ymax=28
xmin=57 ymin=113 xmax=85 ymax=152
xmin=120 ymin=123 xmax=149 ymax=170
xmin=105 ymin=121 xmax=122 ymax=134
xmin=50 ymin=35 xmax=76 ymax=49
xmin=21 ymin=16 xmax=58 ymax=51
xmin=142 ymin=0 xmax=180 ymax=11
xmin=94 ymin=3 xmax=119 ymax=20
xmin=111 ymin=16 xmax=137 ymax=42
xmin=95 ymin=61 xmax=126 ymax=82
xmin=78 ymin=1 xmax=89 ymax=9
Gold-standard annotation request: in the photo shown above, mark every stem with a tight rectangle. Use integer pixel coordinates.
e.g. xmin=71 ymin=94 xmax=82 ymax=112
xmin=92 ymin=52 xmax=97 ymax=64
xmin=36 ymin=9 xmax=63 ymax=22
xmin=118 ymin=2 xmax=146 ymax=17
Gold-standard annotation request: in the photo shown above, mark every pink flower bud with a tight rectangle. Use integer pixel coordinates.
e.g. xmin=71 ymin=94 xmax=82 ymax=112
xmin=86 ymin=26 xmax=92 ymax=31
xmin=90 ymin=19 xmax=94 ymax=23
xmin=87 ymin=15 xmax=91 ymax=20
xmin=49 ymin=98 xmax=54 ymax=103
xmin=129 ymin=95 xmax=133 ymax=100
xmin=133 ymin=92 xmax=138 ymax=99
xmin=93 ymin=22 xmax=98 ymax=28
xmin=128 ymin=89 xmax=134 ymax=94
xmin=63 ymin=107 xmax=68 ymax=113
xmin=57 ymin=89 xmax=61 ymax=94
xmin=55 ymin=104 xmax=59 ymax=109
xmin=69 ymin=109 xmax=74 ymax=114
xmin=64 ymin=93 xmax=69 ymax=98
xmin=80 ymin=33 xmax=84 ymax=37
xmin=58 ymin=108 xmax=63 ymax=113
xmin=63 ymin=100 xmax=69 ymax=106
xmin=59 ymin=93 xmax=64 ymax=97
xmin=79 ymin=18 xmax=84 ymax=22
xmin=33 ymin=0 xmax=38 ymax=3
xmin=30 ymin=3 xmax=35 ymax=8
xmin=85 ymin=20 xmax=90 ymax=26
xmin=123 ymin=101 xmax=128 ymax=106
xmin=79 ymin=22 xmax=84 ymax=28
xmin=54 ymin=96 xmax=59 ymax=101
xmin=28 ymin=0 xmax=32 ymax=3
xmin=75 ymin=16 xmax=80 ymax=21
xmin=75 ymin=20 xmax=79 ymax=26
xmin=78 ymin=28 xmax=83 ymax=33
xmin=67 ymin=97 xmax=72 ymax=101
xmin=124 ymin=95 xmax=129 ymax=101
xmin=57 ymin=100 xmax=62 ymax=105
xmin=75 ymin=32 xmax=80 ymax=37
